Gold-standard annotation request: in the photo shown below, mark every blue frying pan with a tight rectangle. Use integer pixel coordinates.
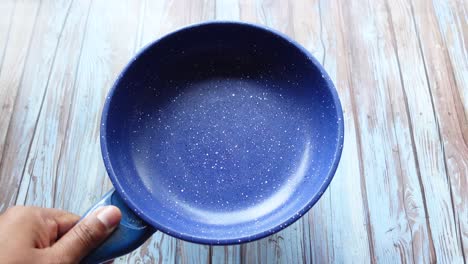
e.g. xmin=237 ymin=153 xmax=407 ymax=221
xmin=83 ymin=21 xmax=344 ymax=263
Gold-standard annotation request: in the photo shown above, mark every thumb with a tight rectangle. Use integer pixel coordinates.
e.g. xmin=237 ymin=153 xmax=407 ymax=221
xmin=51 ymin=206 xmax=121 ymax=263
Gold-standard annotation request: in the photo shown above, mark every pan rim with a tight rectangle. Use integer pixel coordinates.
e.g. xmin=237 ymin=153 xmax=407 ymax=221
xmin=100 ymin=21 xmax=345 ymax=245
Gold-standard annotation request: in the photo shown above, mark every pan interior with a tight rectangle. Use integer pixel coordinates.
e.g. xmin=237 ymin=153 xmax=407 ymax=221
xmin=103 ymin=23 xmax=342 ymax=243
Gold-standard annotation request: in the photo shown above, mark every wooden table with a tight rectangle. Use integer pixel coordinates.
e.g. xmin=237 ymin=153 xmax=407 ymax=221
xmin=0 ymin=0 xmax=466 ymax=263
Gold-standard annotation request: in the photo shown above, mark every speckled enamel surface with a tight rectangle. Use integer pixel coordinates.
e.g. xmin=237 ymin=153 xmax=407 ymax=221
xmin=101 ymin=22 xmax=343 ymax=244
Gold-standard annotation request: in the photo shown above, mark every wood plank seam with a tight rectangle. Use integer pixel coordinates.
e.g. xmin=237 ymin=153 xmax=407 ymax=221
xmin=51 ymin=0 xmax=93 ymax=208
xmin=433 ymin=12 xmax=468 ymax=136
xmin=57 ymin=0 xmax=100 ymax=210
xmin=382 ymin=1 xmax=438 ymax=262
xmin=430 ymin=2 xmax=468 ymax=133
xmin=0 ymin=0 xmax=43 ymax=210
xmin=382 ymin=0 xmax=437 ymax=262
xmin=30 ymin=0 xmax=75 ymax=208
xmin=208 ymin=246 xmax=213 ymax=264
xmin=328 ymin=187 xmax=335 ymax=262
xmin=134 ymin=0 xmax=146 ymax=55
xmin=384 ymin=68 xmax=417 ymax=264
xmin=318 ymin=0 xmax=326 ymax=68
xmin=429 ymin=0 xmax=467 ymax=258
xmin=15 ymin=0 xmax=92 ymax=207
xmin=457 ymin=221 xmax=466 ymax=262
xmin=0 ymin=1 xmax=16 ymax=75
xmin=443 ymin=57 xmax=468 ymax=133
xmin=336 ymin=1 xmax=377 ymax=262
xmin=408 ymin=0 xmax=465 ymax=260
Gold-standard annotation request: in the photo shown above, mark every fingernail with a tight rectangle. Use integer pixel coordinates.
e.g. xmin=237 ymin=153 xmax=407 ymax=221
xmin=97 ymin=206 xmax=121 ymax=229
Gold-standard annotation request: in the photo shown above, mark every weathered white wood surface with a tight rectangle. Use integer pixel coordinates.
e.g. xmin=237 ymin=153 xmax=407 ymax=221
xmin=0 ymin=0 xmax=466 ymax=263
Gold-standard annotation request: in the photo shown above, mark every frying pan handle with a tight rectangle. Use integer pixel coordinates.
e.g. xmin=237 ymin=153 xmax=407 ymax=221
xmin=80 ymin=189 xmax=156 ymax=264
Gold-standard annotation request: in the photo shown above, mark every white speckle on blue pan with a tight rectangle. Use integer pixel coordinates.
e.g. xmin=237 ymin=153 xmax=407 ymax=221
xmin=104 ymin=23 xmax=344 ymax=245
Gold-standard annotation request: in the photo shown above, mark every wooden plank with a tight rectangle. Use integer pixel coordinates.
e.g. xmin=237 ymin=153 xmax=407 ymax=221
xmin=305 ymin=0 xmax=373 ymax=262
xmin=381 ymin=0 xmax=443 ymax=262
xmin=177 ymin=241 xmax=210 ymax=264
xmin=0 ymin=0 xmax=41 ymax=211
xmin=50 ymin=0 xmax=142 ymax=210
xmin=120 ymin=233 xmax=177 ymax=264
xmin=431 ymin=0 xmax=467 ymax=116
xmin=12 ymin=0 xmax=141 ymax=222
xmin=337 ymin=0 xmax=448 ymax=262
xmin=46 ymin=0 xmax=143 ymax=217
xmin=254 ymin=0 xmax=294 ymax=35
xmin=430 ymin=0 xmax=468 ymax=256
xmin=238 ymin=0 xmax=259 ymax=24
xmin=175 ymin=240 xmax=211 ymax=264
xmin=0 ymin=0 xmax=15 ymax=69
xmin=215 ymin=0 xmax=240 ymax=21
xmin=211 ymin=246 xmax=241 ymax=264
xmin=384 ymin=0 xmax=465 ymax=262
xmin=15 ymin=0 xmax=91 ymax=208
xmin=136 ymin=0 xmax=166 ymax=48
xmin=370 ymin=0 xmax=438 ymax=262
xmin=5 ymin=0 xmax=77 ymax=206
xmin=408 ymin=0 xmax=467 ymax=261
xmin=370 ymin=0 xmax=440 ymax=262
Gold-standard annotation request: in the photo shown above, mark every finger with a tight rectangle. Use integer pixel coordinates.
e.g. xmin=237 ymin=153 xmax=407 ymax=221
xmin=46 ymin=213 xmax=81 ymax=245
xmin=55 ymin=213 xmax=80 ymax=237
xmin=50 ymin=206 xmax=121 ymax=263
xmin=39 ymin=208 xmax=80 ymax=233
xmin=37 ymin=208 xmax=80 ymax=244
xmin=39 ymin=207 xmax=72 ymax=218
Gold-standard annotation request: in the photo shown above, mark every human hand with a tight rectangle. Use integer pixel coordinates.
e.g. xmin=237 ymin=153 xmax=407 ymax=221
xmin=0 ymin=205 xmax=121 ymax=263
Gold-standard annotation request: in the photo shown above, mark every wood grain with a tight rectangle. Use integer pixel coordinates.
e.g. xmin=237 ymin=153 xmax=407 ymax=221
xmin=409 ymin=0 xmax=467 ymax=261
xmin=429 ymin=0 xmax=468 ymax=257
xmin=0 ymin=0 xmax=41 ymax=211
xmin=340 ymin=0 xmax=411 ymax=261
xmin=338 ymin=0 xmax=457 ymax=262
xmin=0 ymin=0 xmax=466 ymax=263
xmin=0 ymin=0 xmax=15 ymax=70
xmin=12 ymin=0 xmax=80 ymax=208
xmin=305 ymin=0 xmax=373 ymax=262
xmin=386 ymin=0 xmax=465 ymax=262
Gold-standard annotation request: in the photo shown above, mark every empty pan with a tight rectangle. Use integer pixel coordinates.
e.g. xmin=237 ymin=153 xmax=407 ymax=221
xmin=82 ymin=21 xmax=344 ymax=263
